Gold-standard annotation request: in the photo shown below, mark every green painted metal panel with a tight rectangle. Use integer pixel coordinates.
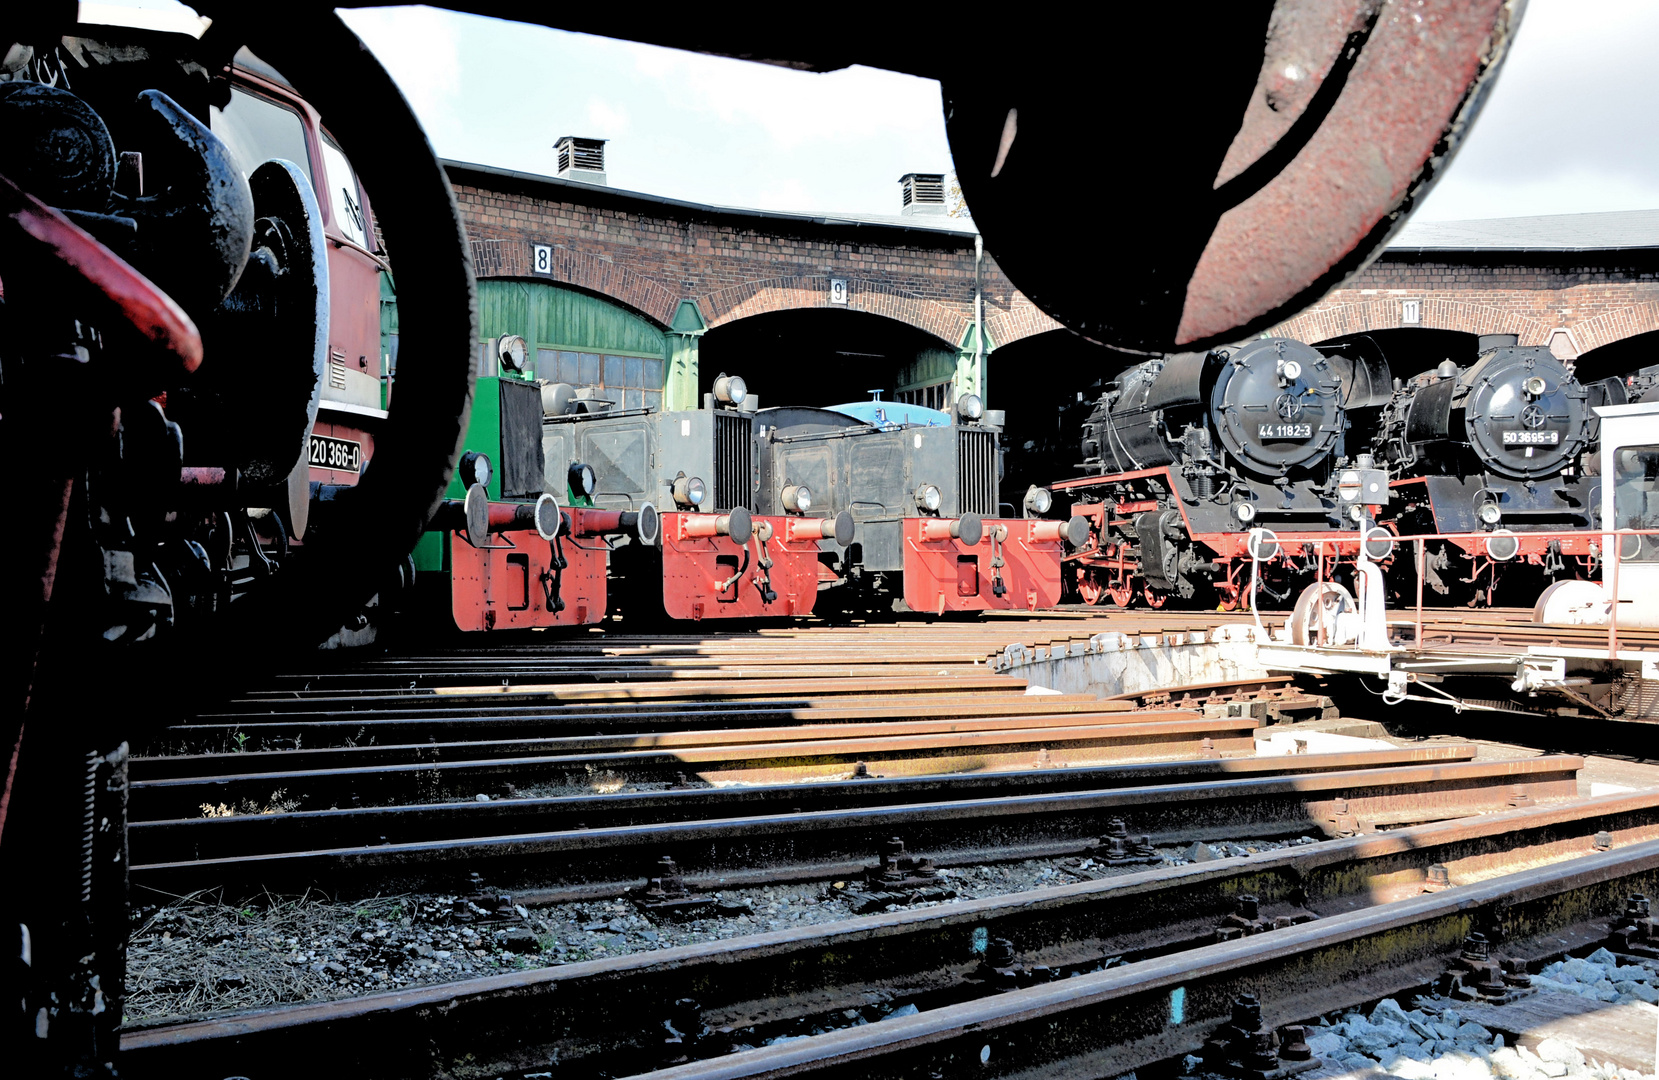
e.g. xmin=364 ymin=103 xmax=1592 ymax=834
xmin=895 ymin=348 xmax=959 ymax=393
xmin=446 ymin=374 xmax=502 ymax=500
xmin=476 ymin=280 xmax=668 ymax=369
xmin=411 ymin=528 xmax=444 ymax=573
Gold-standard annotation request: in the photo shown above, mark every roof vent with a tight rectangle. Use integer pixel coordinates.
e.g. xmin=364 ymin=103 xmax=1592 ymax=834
xmin=899 ymin=173 xmax=946 ymax=216
xmin=555 ymin=136 xmax=608 ymax=186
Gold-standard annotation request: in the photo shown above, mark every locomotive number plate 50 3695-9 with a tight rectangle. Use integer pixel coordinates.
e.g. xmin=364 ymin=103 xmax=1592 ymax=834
xmin=1258 ymin=423 xmax=1313 ymax=440
xmin=1502 ymin=430 xmax=1559 ymax=445
xmin=308 ymin=434 xmax=363 ymax=472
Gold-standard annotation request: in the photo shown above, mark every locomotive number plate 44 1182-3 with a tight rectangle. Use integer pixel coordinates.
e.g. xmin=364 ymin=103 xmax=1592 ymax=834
xmin=1503 ymin=430 xmax=1559 ymax=445
xmin=308 ymin=434 xmax=363 ymax=472
xmin=1258 ymin=423 xmax=1313 ymax=440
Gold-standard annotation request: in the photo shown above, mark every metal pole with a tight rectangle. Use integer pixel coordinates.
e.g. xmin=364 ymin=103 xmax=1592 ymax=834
xmin=1609 ymin=534 xmax=1622 ymax=660
xmin=974 ymin=234 xmax=984 ymax=403
xmin=1414 ymin=538 xmax=1424 ymax=647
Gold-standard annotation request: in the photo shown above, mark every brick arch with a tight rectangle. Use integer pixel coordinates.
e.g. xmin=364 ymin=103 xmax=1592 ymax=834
xmin=984 ymin=298 xmax=1066 ymax=349
xmin=1270 ymin=298 xmax=1550 ymax=345
xmin=1563 ymin=302 xmax=1659 ymax=354
xmin=468 ymin=237 xmax=680 ymax=328
xmin=697 ymin=276 xmax=967 ymax=346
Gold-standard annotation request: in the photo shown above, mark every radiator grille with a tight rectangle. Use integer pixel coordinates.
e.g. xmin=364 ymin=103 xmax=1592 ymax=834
xmin=713 ymin=411 xmax=753 ymax=512
xmin=957 ymin=428 xmax=997 ymax=516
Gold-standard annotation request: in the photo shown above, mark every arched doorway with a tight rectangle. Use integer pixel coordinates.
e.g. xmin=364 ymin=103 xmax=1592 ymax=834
xmin=986 ymin=328 xmax=1136 ymax=498
xmin=1576 ymin=328 xmax=1659 ymax=385
xmin=697 ymin=308 xmax=960 ymax=410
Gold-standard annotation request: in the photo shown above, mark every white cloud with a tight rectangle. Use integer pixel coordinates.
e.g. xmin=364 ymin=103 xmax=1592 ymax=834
xmin=337 ymin=6 xmax=464 ymax=147
xmin=584 ymin=98 xmax=631 ymax=138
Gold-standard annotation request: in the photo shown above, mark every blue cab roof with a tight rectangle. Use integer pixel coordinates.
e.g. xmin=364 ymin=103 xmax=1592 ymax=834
xmin=826 ymin=401 xmax=951 ymax=428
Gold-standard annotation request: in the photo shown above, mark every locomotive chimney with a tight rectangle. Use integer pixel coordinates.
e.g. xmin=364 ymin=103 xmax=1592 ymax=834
xmin=899 ymin=173 xmax=946 ymax=216
xmin=555 ymin=136 xmax=608 ymax=186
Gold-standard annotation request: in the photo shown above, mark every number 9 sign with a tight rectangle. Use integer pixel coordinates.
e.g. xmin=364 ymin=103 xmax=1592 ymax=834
xmin=829 ymin=278 xmax=847 ymax=305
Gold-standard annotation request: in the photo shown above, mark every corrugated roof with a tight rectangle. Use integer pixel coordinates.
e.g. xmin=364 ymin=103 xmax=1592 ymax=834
xmin=1387 ymin=208 xmax=1659 ymax=253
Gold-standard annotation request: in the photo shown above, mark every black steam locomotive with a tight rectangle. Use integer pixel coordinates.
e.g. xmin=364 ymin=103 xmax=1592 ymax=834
xmin=1057 ymin=337 xmax=1391 ymax=609
xmin=1373 ymin=338 xmax=1625 ymax=605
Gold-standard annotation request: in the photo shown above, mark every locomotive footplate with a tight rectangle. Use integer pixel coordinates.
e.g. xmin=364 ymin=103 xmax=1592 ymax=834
xmin=901 ymin=516 xmax=1079 ymax=614
xmin=659 ymin=510 xmax=848 ymax=620
xmin=447 ymin=494 xmax=606 ymax=631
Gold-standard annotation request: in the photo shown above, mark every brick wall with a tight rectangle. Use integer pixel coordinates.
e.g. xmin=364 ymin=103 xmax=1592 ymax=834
xmin=449 ymin=167 xmax=1062 ymax=349
xmin=1272 ymin=256 xmax=1659 ymax=356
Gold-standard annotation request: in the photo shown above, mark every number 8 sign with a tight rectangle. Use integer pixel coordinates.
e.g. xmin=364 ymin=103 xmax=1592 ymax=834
xmin=533 ymin=244 xmax=552 ymax=275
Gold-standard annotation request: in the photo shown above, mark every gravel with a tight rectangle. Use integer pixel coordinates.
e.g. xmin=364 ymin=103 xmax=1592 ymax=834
xmin=121 ymin=835 xmax=1318 ymax=1027
xmin=1230 ymin=950 xmax=1659 ymax=1080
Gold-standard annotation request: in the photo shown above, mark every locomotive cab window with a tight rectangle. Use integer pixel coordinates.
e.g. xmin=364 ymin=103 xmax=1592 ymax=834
xmin=1613 ymin=444 xmax=1659 ymax=562
xmin=319 ymin=133 xmax=370 ymax=249
xmin=210 ymin=86 xmax=313 ymax=183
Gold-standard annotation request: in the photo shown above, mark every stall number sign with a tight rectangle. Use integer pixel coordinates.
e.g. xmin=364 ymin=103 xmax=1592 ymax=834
xmin=829 ymin=278 xmax=848 ymax=305
xmin=1259 ymin=423 xmax=1313 ymax=439
xmin=532 ymin=244 xmax=553 ymax=275
xmin=309 ymin=434 xmax=363 ymax=472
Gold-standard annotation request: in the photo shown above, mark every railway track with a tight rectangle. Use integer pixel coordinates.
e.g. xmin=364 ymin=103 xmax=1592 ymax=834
xmin=116 ymin=610 xmax=1659 ymax=1079
xmin=123 ymin=792 xmax=1659 ymax=1078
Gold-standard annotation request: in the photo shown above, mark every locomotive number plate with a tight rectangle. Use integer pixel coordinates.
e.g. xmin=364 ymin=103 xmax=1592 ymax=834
xmin=1502 ymin=431 xmax=1559 ymax=445
xmin=1258 ymin=423 xmax=1313 ymax=440
xmin=309 ymin=434 xmax=363 ymax=472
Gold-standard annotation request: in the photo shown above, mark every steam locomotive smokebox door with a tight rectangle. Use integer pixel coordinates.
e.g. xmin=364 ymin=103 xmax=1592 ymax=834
xmin=1212 ymin=339 xmax=1342 ymax=475
xmin=498 ymin=379 xmax=546 ymax=499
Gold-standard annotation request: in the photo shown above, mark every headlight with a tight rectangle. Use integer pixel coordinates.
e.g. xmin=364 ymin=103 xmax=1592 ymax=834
xmin=915 ymin=484 xmax=941 ymax=513
xmin=958 ymin=393 xmax=984 ymax=421
xmin=1023 ymin=485 xmax=1052 ymax=514
xmin=1234 ymin=502 xmax=1256 ymax=523
xmin=568 ymin=462 xmax=597 ymax=498
xmin=1281 ymin=359 xmax=1302 ymax=382
xmin=1349 ymin=504 xmax=1365 ymax=522
xmin=1478 ymin=502 xmax=1502 ymax=525
xmin=713 ymin=374 xmax=747 ymax=406
xmin=460 ymin=451 xmax=492 ymax=490
xmin=782 ymin=484 xmax=812 ymax=513
xmin=672 ymin=474 xmax=707 ymax=508
xmin=1523 ymin=376 xmax=1547 ymax=397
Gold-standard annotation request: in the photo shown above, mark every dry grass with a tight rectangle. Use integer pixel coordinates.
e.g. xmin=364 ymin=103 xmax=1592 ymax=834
xmin=124 ymin=888 xmax=412 ymax=1025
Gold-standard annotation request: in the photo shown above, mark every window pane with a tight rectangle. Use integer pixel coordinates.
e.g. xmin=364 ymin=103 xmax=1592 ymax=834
xmin=601 ymin=355 xmax=625 ymax=387
xmin=319 ymin=136 xmax=369 ymax=248
xmin=211 ymin=87 xmax=313 ymax=184
xmin=624 ymin=356 xmax=643 ymax=388
xmin=537 ymin=348 xmax=559 ymax=381
xmin=1614 ymin=443 xmax=1659 ymax=562
xmin=557 ymin=351 xmax=579 ymax=384
xmin=623 ymin=388 xmax=640 ymax=411
xmin=643 ymin=390 xmax=662 ymax=413
xmin=640 ymin=358 xmax=664 ymax=390
xmin=578 ymin=353 xmax=600 ymax=385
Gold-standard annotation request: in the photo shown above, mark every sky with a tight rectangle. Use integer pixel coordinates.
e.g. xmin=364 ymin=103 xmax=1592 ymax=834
xmin=329 ymin=0 xmax=1659 ymax=223
xmin=89 ymin=1 xmax=1659 ymax=223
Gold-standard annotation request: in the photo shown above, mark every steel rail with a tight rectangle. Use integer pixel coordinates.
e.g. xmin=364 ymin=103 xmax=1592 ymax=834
xmin=220 ymin=674 xmax=1034 ymax=706
xmin=619 ymin=837 xmax=1659 ymax=1080
xmin=131 ymin=709 xmax=1218 ymax=780
xmin=117 ymin=791 xmax=1658 ymax=1080
xmin=127 ymin=755 xmax=1580 ymax=902
xmin=127 ymin=716 xmax=1263 ymax=818
xmin=153 ymin=696 xmax=1136 ymax=751
xmin=128 ymin=746 xmax=1482 ymax=866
